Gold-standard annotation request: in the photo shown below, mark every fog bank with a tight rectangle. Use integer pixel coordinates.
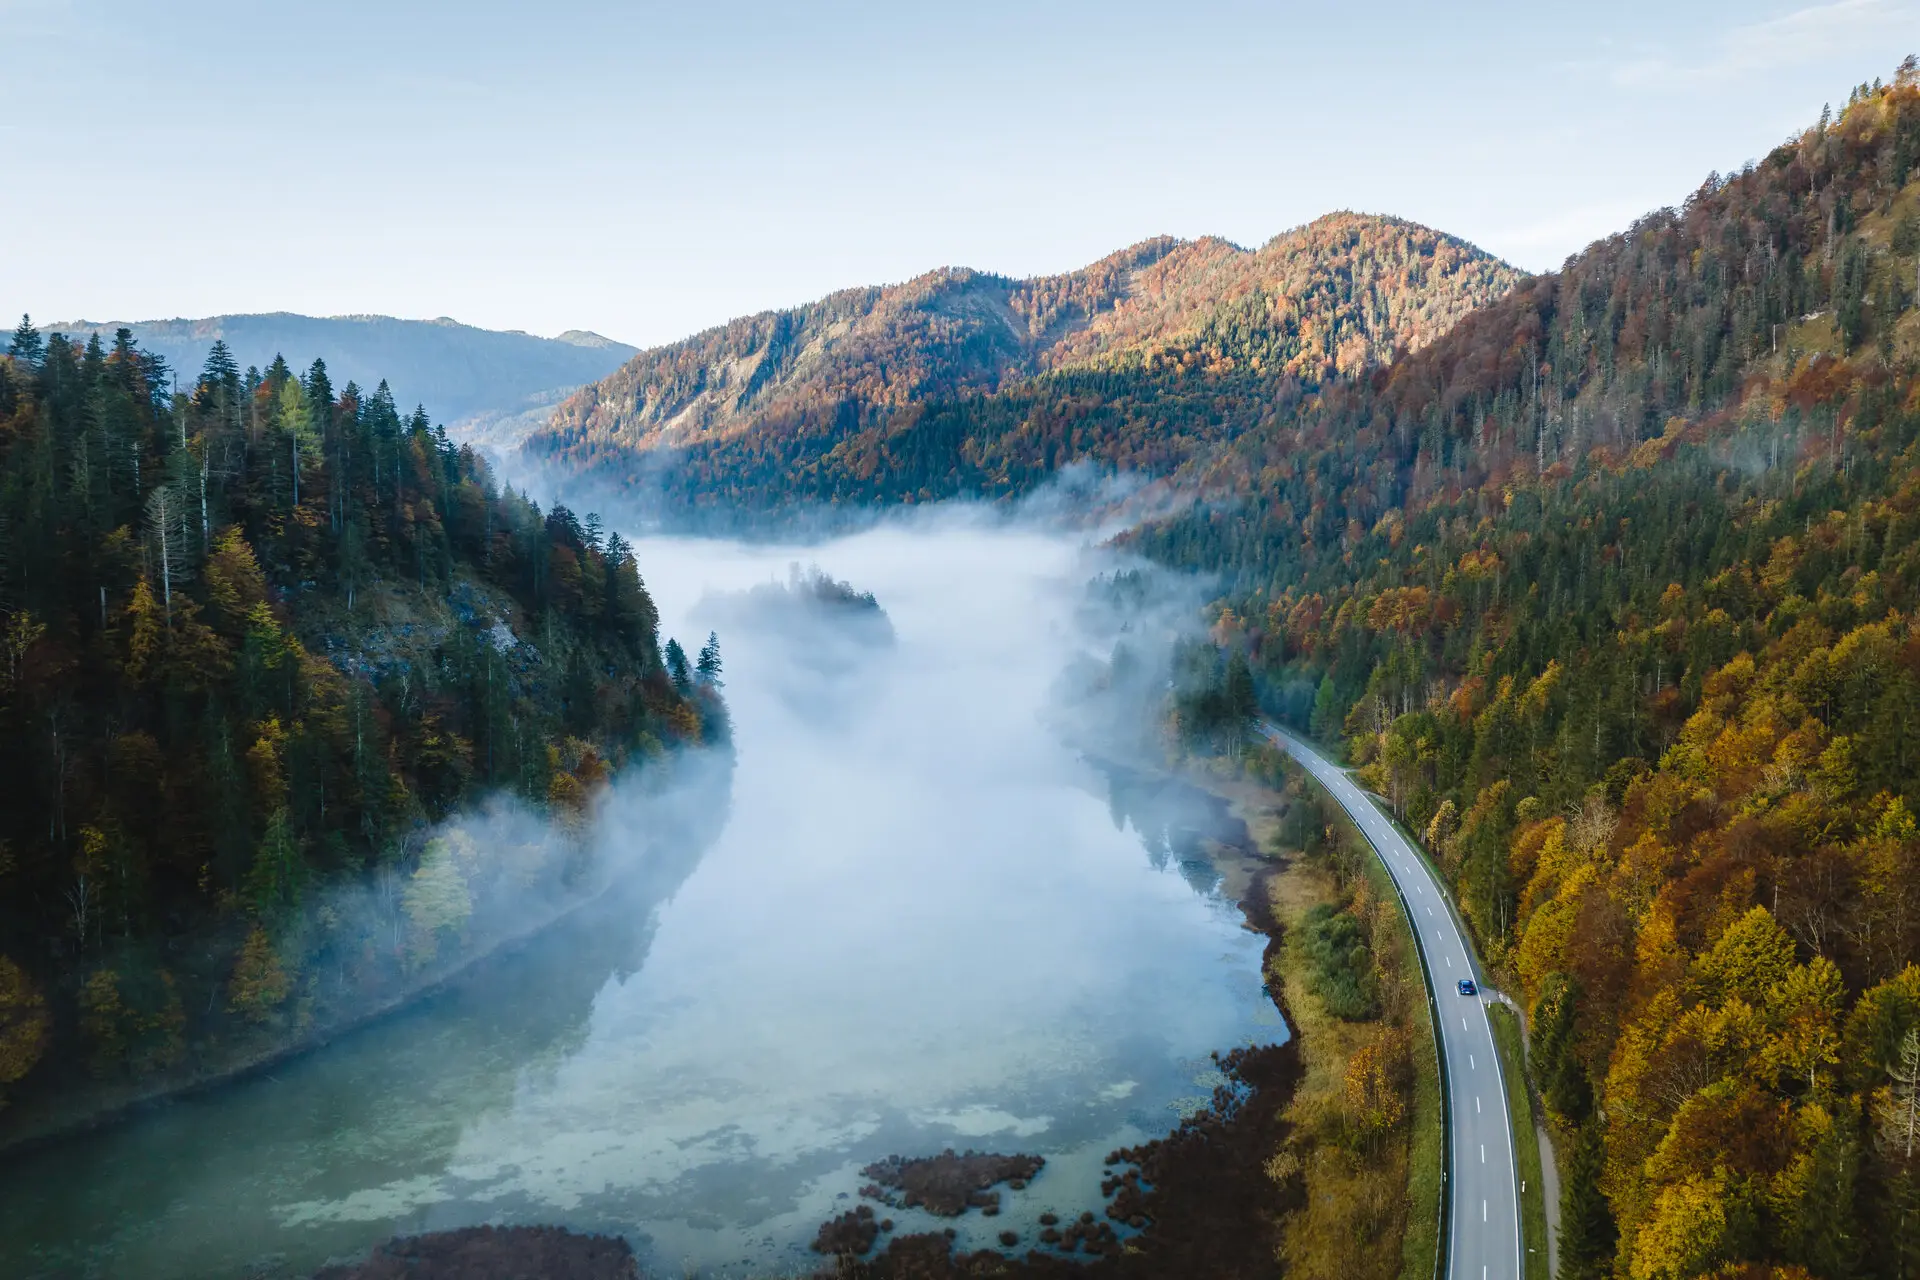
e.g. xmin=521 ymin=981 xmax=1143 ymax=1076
xmin=0 ymin=510 xmax=1278 ymax=1280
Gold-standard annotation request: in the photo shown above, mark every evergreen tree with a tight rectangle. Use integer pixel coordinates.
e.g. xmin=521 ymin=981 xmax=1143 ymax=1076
xmin=1557 ymin=1123 xmax=1616 ymax=1280
xmin=8 ymin=314 xmax=43 ymax=368
xmin=0 ymin=322 xmax=718 ymax=1113
xmin=665 ymin=637 xmax=691 ymax=692
xmin=696 ymin=631 xmax=723 ymax=687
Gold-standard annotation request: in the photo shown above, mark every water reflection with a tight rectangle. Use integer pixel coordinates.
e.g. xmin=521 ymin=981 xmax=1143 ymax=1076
xmin=1093 ymin=761 xmax=1251 ymax=895
xmin=0 ymin=519 xmax=1283 ymax=1280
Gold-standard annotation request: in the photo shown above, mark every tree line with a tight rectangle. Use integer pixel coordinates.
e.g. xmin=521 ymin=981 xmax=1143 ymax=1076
xmin=0 ymin=322 xmax=724 ymax=1113
xmin=1157 ymin=64 xmax=1920 ymax=1280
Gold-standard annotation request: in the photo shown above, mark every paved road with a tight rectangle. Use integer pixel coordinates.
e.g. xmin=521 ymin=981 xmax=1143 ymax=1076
xmin=1266 ymin=725 xmax=1522 ymax=1280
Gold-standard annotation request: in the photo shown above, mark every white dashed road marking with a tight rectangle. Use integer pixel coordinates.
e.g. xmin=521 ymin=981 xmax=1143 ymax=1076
xmin=1273 ymin=728 xmax=1522 ymax=1280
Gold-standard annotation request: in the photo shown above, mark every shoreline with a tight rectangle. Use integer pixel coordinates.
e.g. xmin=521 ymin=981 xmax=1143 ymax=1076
xmin=312 ymin=753 xmax=1309 ymax=1280
xmin=0 ymin=753 xmax=734 ymax=1161
xmin=0 ymin=874 xmax=614 ymax=1160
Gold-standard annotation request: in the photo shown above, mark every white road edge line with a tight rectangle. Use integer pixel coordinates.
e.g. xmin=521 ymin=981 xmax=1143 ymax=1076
xmin=1273 ymin=726 xmax=1522 ymax=1280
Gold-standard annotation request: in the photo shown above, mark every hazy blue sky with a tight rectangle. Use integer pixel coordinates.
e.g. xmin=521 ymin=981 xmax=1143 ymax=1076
xmin=2 ymin=0 xmax=1913 ymax=347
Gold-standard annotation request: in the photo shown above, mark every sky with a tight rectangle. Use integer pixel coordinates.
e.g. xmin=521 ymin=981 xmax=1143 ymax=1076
xmin=1 ymin=0 xmax=1914 ymax=348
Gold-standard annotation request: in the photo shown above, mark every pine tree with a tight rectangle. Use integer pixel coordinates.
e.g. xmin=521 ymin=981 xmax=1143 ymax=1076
xmin=7 ymin=315 xmax=43 ymax=368
xmin=0 ymin=317 xmax=712 ymax=1110
xmin=1310 ymin=672 xmax=1340 ymax=741
xmin=696 ymin=631 xmax=723 ymax=687
xmin=665 ymin=637 xmax=691 ymax=692
xmin=199 ymin=340 xmax=239 ymax=395
xmin=1531 ymin=973 xmax=1592 ymax=1121
xmin=1557 ymin=1123 xmax=1617 ymax=1280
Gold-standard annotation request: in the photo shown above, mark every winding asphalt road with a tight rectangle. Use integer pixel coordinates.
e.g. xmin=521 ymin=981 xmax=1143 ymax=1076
xmin=1265 ymin=726 xmax=1522 ymax=1280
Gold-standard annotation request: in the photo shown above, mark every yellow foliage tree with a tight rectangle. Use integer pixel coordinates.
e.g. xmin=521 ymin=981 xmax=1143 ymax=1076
xmin=1344 ymin=1026 xmax=1410 ymax=1140
xmin=79 ymin=968 xmax=127 ymax=1074
xmin=402 ymin=837 xmax=472 ymax=966
xmin=1699 ymin=907 xmax=1796 ymax=1007
xmin=1630 ymin=1172 xmax=1742 ymax=1280
xmin=228 ymin=922 xmax=289 ymax=1022
xmin=1764 ymin=958 xmax=1844 ymax=1093
xmin=124 ymin=575 xmax=164 ymax=682
xmin=203 ymin=525 xmax=268 ymax=632
xmin=0 ymin=955 xmax=49 ymax=1104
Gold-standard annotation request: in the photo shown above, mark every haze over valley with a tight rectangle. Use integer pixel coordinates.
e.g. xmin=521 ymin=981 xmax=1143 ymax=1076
xmin=3 ymin=12 xmax=1920 ymax=1280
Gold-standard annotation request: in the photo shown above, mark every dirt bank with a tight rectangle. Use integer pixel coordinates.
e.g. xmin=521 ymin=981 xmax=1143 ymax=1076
xmin=311 ymin=1225 xmax=640 ymax=1279
xmin=801 ymin=825 xmax=1304 ymax=1280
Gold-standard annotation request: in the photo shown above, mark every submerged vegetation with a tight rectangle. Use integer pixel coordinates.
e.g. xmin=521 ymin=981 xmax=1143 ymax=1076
xmin=0 ymin=323 xmax=724 ymax=1126
xmin=9 ymin=36 xmax=1920 ymax=1280
xmin=1248 ymin=758 xmax=1439 ymax=1280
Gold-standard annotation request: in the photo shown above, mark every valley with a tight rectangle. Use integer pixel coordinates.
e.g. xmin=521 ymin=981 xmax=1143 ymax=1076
xmin=3 ymin=49 xmax=1920 ymax=1280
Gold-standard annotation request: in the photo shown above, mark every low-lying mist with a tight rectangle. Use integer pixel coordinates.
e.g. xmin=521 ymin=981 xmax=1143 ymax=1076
xmin=399 ymin=512 xmax=1280 ymax=1271
xmin=0 ymin=508 xmax=1281 ymax=1280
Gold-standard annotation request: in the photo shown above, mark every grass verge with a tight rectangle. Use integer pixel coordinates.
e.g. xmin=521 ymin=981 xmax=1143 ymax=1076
xmin=1187 ymin=755 xmax=1445 ymax=1280
xmin=1354 ymin=844 xmax=1444 ymax=1280
xmin=1487 ymin=1004 xmax=1549 ymax=1280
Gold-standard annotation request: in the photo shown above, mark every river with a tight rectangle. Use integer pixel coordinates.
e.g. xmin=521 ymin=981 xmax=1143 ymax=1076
xmin=0 ymin=516 xmax=1284 ymax=1279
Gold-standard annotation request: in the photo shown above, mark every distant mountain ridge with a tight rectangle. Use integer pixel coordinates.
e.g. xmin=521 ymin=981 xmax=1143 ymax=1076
xmin=524 ymin=213 xmax=1524 ymax=507
xmin=43 ymin=312 xmax=637 ymax=434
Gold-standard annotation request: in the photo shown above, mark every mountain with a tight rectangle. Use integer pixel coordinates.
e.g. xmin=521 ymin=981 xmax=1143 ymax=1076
xmin=0 ymin=323 xmax=723 ymax=1128
xmin=1155 ymin=65 xmax=1920 ymax=1280
xmin=42 ymin=312 xmax=637 ymax=440
xmin=522 ymin=213 xmax=1523 ymax=514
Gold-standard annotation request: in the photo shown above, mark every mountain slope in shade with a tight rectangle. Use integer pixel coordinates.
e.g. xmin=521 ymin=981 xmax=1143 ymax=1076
xmin=525 ymin=213 xmax=1523 ymax=501
xmin=44 ymin=312 xmax=637 ymax=432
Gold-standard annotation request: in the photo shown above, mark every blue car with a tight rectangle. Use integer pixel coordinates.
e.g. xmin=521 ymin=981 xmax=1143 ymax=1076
xmin=1456 ymin=978 xmax=1477 ymax=996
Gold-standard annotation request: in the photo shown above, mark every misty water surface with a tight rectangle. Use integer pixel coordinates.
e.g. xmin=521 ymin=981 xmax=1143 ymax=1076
xmin=0 ymin=517 xmax=1283 ymax=1279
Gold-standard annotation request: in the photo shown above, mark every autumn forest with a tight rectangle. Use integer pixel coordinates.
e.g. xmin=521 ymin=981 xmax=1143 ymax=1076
xmin=5 ymin=39 xmax=1920 ymax=1280
xmin=0 ymin=326 xmax=725 ymax=1125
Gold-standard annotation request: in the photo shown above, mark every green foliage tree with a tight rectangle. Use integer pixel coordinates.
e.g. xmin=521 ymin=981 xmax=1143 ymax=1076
xmin=696 ymin=631 xmax=723 ymax=687
xmin=1297 ymin=902 xmax=1380 ymax=1021
xmin=1558 ymin=1123 xmax=1618 ymax=1280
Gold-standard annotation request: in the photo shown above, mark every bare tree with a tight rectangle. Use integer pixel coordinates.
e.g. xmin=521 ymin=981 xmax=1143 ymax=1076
xmin=1884 ymin=1028 xmax=1920 ymax=1161
xmin=144 ymin=483 xmax=193 ymax=621
xmin=65 ymin=874 xmax=93 ymax=952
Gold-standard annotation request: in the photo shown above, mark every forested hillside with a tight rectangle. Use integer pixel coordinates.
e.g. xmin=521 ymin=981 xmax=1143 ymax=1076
xmin=524 ymin=213 xmax=1521 ymax=514
xmin=0 ymin=324 xmax=723 ymax=1123
xmin=1159 ymin=65 xmax=1920 ymax=1279
xmin=53 ymin=313 xmax=637 ymax=435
